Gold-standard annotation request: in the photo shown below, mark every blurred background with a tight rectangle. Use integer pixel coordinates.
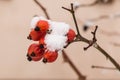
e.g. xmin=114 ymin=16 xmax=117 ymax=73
xmin=0 ymin=0 xmax=120 ymax=80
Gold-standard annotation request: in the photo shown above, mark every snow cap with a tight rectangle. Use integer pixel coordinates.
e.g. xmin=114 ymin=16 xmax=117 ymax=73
xmin=49 ymin=21 xmax=70 ymax=36
xmin=30 ymin=16 xmax=48 ymax=29
xmin=45 ymin=34 xmax=67 ymax=51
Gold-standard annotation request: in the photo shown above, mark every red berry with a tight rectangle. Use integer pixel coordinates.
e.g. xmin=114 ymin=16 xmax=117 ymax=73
xmin=43 ymin=51 xmax=58 ymax=63
xmin=36 ymin=20 xmax=49 ymax=32
xmin=27 ymin=43 xmax=45 ymax=61
xmin=27 ymin=29 xmax=41 ymax=41
xmin=67 ymin=29 xmax=76 ymax=42
xmin=27 ymin=29 xmax=46 ymax=41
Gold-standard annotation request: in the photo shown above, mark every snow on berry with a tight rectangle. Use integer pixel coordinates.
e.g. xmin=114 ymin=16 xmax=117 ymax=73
xmin=30 ymin=16 xmax=40 ymax=29
xmin=30 ymin=16 xmax=48 ymax=29
xmin=36 ymin=20 xmax=49 ymax=32
xmin=44 ymin=34 xmax=67 ymax=51
xmin=49 ymin=21 xmax=70 ymax=36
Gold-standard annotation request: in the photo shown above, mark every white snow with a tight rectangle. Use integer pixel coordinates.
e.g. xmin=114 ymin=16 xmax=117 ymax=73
xmin=30 ymin=16 xmax=49 ymax=29
xmin=49 ymin=21 xmax=70 ymax=36
xmin=45 ymin=34 xmax=67 ymax=51
xmin=30 ymin=16 xmax=40 ymax=29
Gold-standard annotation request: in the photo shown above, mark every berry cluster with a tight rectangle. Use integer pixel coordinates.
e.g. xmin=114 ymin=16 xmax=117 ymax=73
xmin=27 ymin=16 xmax=76 ymax=63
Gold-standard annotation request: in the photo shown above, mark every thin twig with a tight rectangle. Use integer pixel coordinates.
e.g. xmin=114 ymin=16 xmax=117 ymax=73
xmin=98 ymin=0 xmax=114 ymax=4
xmin=62 ymin=4 xmax=81 ymax=36
xmin=75 ymin=0 xmax=99 ymax=10
xmin=62 ymin=3 xmax=120 ymax=71
xmin=92 ymin=65 xmax=117 ymax=70
xmin=100 ymin=29 xmax=120 ymax=36
xmin=84 ymin=26 xmax=98 ymax=50
xmin=75 ymin=0 xmax=114 ymax=10
xmin=111 ymin=42 xmax=120 ymax=47
xmin=34 ymin=0 xmax=50 ymax=19
xmin=62 ymin=50 xmax=86 ymax=80
xmin=89 ymin=13 xmax=120 ymax=22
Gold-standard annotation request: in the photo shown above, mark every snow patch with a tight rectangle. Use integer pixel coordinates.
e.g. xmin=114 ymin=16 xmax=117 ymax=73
xmin=49 ymin=21 xmax=70 ymax=36
xmin=45 ymin=34 xmax=67 ymax=51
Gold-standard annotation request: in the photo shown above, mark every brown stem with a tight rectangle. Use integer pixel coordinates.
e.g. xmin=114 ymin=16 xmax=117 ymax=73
xmin=89 ymin=14 xmax=110 ymax=22
xmin=75 ymin=0 xmax=114 ymax=10
xmin=62 ymin=50 xmax=86 ymax=80
xmin=92 ymin=65 xmax=117 ymax=70
xmin=74 ymin=0 xmax=99 ymax=10
xmin=62 ymin=4 xmax=81 ymax=36
xmin=84 ymin=26 xmax=98 ymax=50
xmin=34 ymin=0 xmax=50 ymax=19
xmin=99 ymin=29 xmax=120 ymax=36
xmin=62 ymin=3 xmax=120 ymax=71
xmin=94 ymin=43 xmax=120 ymax=71
xmin=111 ymin=42 xmax=120 ymax=47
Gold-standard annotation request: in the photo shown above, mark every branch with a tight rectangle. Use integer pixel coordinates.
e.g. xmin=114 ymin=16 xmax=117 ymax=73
xmin=111 ymin=42 xmax=120 ymax=47
xmin=74 ymin=0 xmax=99 ymax=10
xmin=99 ymin=29 xmax=120 ymax=37
xmin=89 ymin=13 xmax=120 ymax=22
xmin=34 ymin=0 xmax=50 ymax=19
xmin=98 ymin=0 xmax=114 ymax=4
xmin=91 ymin=65 xmax=117 ymax=70
xmin=62 ymin=3 xmax=120 ymax=71
xmin=62 ymin=50 xmax=86 ymax=80
xmin=62 ymin=4 xmax=81 ymax=36
xmin=74 ymin=0 xmax=114 ymax=10
xmin=84 ymin=26 xmax=98 ymax=50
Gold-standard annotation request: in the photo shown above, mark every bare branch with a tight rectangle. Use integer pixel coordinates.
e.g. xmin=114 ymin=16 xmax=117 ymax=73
xmin=62 ymin=3 xmax=120 ymax=71
xmin=84 ymin=26 xmax=98 ymax=50
xmin=62 ymin=3 xmax=81 ymax=36
xmin=92 ymin=65 xmax=117 ymax=70
xmin=75 ymin=0 xmax=99 ymax=10
xmin=111 ymin=42 xmax=120 ymax=47
xmin=34 ymin=0 xmax=50 ymax=19
xmin=62 ymin=50 xmax=86 ymax=80
xmin=75 ymin=0 xmax=114 ymax=10
xmin=100 ymin=29 xmax=120 ymax=36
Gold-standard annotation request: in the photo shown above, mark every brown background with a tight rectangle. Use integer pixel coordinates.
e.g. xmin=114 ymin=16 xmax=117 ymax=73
xmin=0 ymin=0 xmax=120 ymax=80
